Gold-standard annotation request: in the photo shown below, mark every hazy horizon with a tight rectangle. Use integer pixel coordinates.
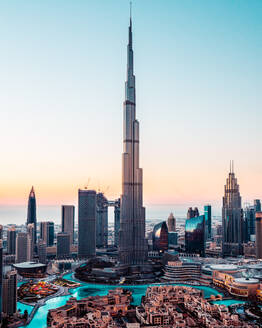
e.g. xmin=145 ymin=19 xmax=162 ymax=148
xmin=1 ymin=0 xmax=262 ymax=209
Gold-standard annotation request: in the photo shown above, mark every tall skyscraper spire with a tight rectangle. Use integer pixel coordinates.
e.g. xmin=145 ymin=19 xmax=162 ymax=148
xmin=27 ymin=186 xmax=37 ymax=249
xmin=222 ymin=165 xmax=244 ymax=256
xmin=119 ymin=12 xmax=147 ymax=266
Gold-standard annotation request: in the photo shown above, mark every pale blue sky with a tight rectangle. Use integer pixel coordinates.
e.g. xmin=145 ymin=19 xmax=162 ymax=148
xmin=0 ymin=0 xmax=262 ymax=211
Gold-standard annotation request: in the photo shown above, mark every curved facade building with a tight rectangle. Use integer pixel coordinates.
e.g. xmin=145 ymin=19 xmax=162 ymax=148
xmin=213 ymin=267 xmax=259 ymax=298
xmin=152 ymin=221 xmax=168 ymax=252
xmin=13 ymin=262 xmax=47 ymax=278
xmin=185 ymin=215 xmax=205 ymax=256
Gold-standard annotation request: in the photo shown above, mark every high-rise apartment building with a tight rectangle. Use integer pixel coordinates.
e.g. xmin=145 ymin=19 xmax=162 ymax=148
xmin=0 ymin=225 xmax=3 ymax=239
xmin=7 ymin=226 xmax=16 ymax=255
xmin=16 ymin=232 xmax=30 ymax=263
xmin=2 ymin=270 xmax=17 ymax=317
xmin=57 ymin=232 xmax=70 ymax=258
xmin=256 ymin=212 xmax=262 ymax=259
xmin=62 ymin=205 xmax=75 ymax=245
xmin=38 ymin=239 xmax=47 ymax=264
xmin=27 ymin=186 xmax=37 ymax=247
xmin=40 ymin=221 xmax=54 ymax=247
xmin=78 ymin=189 xmax=96 ymax=258
xmin=167 ymin=213 xmax=176 ymax=232
xmin=96 ymin=193 xmax=108 ymax=248
xmin=118 ymin=16 xmax=147 ymax=266
xmin=222 ymin=163 xmax=244 ymax=256
xmin=204 ymin=205 xmax=212 ymax=240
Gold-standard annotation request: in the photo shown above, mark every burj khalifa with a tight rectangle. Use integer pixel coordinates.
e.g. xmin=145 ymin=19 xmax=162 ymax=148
xmin=118 ymin=16 xmax=148 ymax=266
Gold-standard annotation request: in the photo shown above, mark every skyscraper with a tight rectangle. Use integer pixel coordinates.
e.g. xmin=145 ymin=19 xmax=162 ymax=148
xmin=0 ymin=240 xmax=3 ymax=324
xmin=222 ymin=162 xmax=244 ymax=256
xmin=244 ymin=205 xmax=256 ymax=242
xmin=27 ymin=186 xmax=37 ymax=247
xmin=2 ymin=269 xmax=17 ymax=317
xmin=167 ymin=212 xmax=176 ymax=232
xmin=27 ymin=223 xmax=34 ymax=261
xmin=254 ymin=199 xmax=261 ymax=212
xmin=96 ymin=193 xmax=108 ymax=248
xmin=57 ymin=232 xmax=70 ymax=259
xmin=38 ymin=239 xmax=47 ymax=264
xmin=16 ymin=232 xmax=30 ymax=263
xmin=62 ymin=205 xmax=75 ymax=245
xmin=40 ymin=221 xmax=54 ymax=247
xmin=0 ymin=225 xmax=3 ymax=239
xmin=256 ymin=212 xmax=262 ymax=259
xmin=118 ymin=15 xmax=147 ymax=266
xmin=7 ymin=226 xmax=16 ymax=255
xmin=187 ymin=207 xmax=199 ymax=220
xmin=152 ymin=221 xmax=169 ymax=252
xmin=185 ymin=215 xmax=205 ymax=257
xmin=204 ymin=205 xmax=212 ymax=240
xmin=114 ymin=198 xmax=121 ymax=247
xmin=78 ymin=189 xmax=96 ymax=258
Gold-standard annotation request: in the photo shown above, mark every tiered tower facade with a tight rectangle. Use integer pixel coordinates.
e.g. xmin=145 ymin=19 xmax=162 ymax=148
xmin=119 ymin=17 xmax=147 ymax=265
xmin=222 ymin=162 xmax=243 ymax=256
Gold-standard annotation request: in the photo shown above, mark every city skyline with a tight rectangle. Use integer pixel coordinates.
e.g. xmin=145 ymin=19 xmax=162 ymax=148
xmin=1 ymin=0 xmax=262 ymax=211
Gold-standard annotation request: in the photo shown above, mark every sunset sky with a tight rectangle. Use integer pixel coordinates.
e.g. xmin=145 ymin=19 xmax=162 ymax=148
xmin=1 ymin=0 xmax=262 ymax=212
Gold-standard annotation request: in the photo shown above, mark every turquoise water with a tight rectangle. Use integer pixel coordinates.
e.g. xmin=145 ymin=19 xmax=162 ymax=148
xmin=17 ymin=303 xmax=34 ymax=315
xmin=18 ymin=273 xmax=223 ymax=328
xmin=211 ymin=299 xmax=246 ymax=306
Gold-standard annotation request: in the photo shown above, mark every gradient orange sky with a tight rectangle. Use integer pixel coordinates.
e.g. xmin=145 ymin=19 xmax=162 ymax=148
xmin=1 ymin=0 xmax=262 ymax=211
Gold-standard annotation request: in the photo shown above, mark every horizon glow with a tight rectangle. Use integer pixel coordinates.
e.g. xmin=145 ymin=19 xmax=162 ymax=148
xmin=0 ymin=0 xmax=262 ymax=210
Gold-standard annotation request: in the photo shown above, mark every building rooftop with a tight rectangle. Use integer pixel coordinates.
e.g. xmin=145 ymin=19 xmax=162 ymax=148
xmin=13 ymin=262 xmax=46 ymax=269
xmin=210 ymin=264 xmax=238 ymax=271
xmin=234 ymin=278 xmax=259 ymax=284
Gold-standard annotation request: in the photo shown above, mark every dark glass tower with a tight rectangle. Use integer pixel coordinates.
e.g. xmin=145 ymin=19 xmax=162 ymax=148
xmin=204 ymin=205 xmax=212 ymax=240
xmin=222 ymin=162 xmax=244 ymax=256
xmin=118 ymin=15 xmax=147 ymax=265
xmin=27 ymin=186 xmax=37 ymax=247
xmin=152 ymin=222 xmax=169 ymax=252
xmin=78 ymin=189 xmax=96 ymax=258
xmin=185 ymin=215 xmax=205 ymax=256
